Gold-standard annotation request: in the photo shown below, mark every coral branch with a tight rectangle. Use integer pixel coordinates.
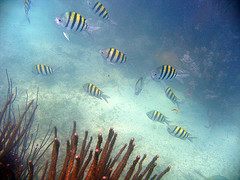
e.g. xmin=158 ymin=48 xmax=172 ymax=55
xmin=110 ymin=138 xmax=135 ymax=180
xmin=156 ymin=165 xmax=171 ymax=180
xmin=59 ymin=139 xmax=70 ymax=180
xmin=28 ymin=160 xmax=34 ymax=180
xmin=48 ymin=136 xmax=60 ymax=179
xmin=124 ymin=155 xmax=140 ymax=180
xmin=133 ymin=154 xmax=147 ymax=180
xmin=41 ymin=160 xmax=48 ymax=180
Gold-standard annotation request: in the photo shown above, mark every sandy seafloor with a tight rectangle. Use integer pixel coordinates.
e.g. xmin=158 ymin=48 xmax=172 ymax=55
xmin=0 ymin=0 xmax=240 ymax=179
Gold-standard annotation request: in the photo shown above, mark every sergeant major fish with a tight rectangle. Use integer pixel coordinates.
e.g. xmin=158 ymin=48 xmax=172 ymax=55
xmin=151 ymin=65 xmax=189 ymax=83
xmin=87 ymin=1 xmax=117 ymax=25
xmin=167 ymin=125 xmax=196 ymax=142
xmin=32 ymin=64 xmax=54 ymax=75
xmin=24 ymin=0 xmax=31 ymax=23
xmin=146 ymin=110 xmax=170 ymax=125
xmin=165 ymin=87 xmax=180 ymax=109
xmin=55 ymin=12 xmax=100 ymax=37
xmin=99 ymin=48 xmax=127 ymax=64
xmin=83 ymin=83 xmax=110 ymax=103
xmin=135 ymin=77 xmax=143 ymax=95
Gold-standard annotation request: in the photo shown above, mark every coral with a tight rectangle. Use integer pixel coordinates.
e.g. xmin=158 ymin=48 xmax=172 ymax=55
xmin=40 ymin=121 xmax=171 ymax=180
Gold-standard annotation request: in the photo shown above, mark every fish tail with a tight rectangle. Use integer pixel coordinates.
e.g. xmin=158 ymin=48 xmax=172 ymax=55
xmin=165 ymin=120 xmax=171 ymax=125
xmin=109 ymin=19 xmax=117 ymax=25
xmin=176 ymin=73 xmax=189 ymax=84
xmin=176 ymin=102 xmax=180 ymax=110
xmin=188 ymin=136 xmax=197 ymax=143
xmin=86 ymin=26 xmax=101 ymax=34
xmin=102 ymin=94 xmax=110 ymax=103
xmin=26 ymin=15 xmax=30 ymax=24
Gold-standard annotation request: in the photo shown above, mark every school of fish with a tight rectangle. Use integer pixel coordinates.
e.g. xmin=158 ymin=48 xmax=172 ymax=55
xmin=26 ymin=1 xmax=194 ymax=142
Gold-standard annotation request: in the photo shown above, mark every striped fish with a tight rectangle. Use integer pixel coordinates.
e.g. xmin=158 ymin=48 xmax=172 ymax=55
xmin=99 ymin=48 xmax=127 ymax=64
xmin=87 ymin=1 xmax=116 ymax=25
xmin=167 ymin=125 xmax=196 ymax=142
xmin=24 ymin=0 xmax=31 ymax=23
xmin=151 ymin=65 xmax=177 ymax=81
xmin=55 ymin=12 xmax=100 ymax=34
xmin=32 ymin=64 xmax=54 ymax=75
xmin=165 ymin=87 xmax=180 ymax=109
xmin=146 ymin=110 xmax=170 ymax=125
xmin=83 ymin=83 xmax=110 ymax=103
xmin=135 ymin=77 xmax=143 ymax=95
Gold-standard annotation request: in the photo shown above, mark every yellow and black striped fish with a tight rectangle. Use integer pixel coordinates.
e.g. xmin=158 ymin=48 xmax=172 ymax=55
xmin=151 ymin=65 xmax=177 ymax=81
xmin=55 ymin=12 xmax=100 ymax=34
xmin=167 ymin=125 xmax=195 ymax=142
xmin=32 ymin=64 xmax=54 ymax=75
xmin=146 ymin=110 xmax=170 ymax=125
xmin=24 ymin=0 xmax=31 ymax=23
xmin=87 ymin=1 xmax=116 ymax=24
xmin=83 ymin=83 xmax=110 ymax=103
xmin=165 ymin=87 xmax=180 ymax=109
xmin=99 ymin=48 xmax=127 ymax=64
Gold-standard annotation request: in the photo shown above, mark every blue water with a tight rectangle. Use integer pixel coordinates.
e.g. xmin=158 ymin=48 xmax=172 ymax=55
xmin=0 ymin=0 xmax=239 ymax=179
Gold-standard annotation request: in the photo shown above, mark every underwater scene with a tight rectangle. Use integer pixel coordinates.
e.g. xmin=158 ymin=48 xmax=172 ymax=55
xmin=0 ymin=0 xmax=239 ymax=179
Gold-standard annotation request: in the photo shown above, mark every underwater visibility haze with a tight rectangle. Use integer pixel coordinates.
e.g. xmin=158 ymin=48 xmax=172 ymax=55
xmin=0 ymin=0 xmax=240 ymax=179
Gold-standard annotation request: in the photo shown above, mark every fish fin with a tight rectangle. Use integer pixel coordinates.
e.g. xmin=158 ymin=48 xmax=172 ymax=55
xmin=176 ymin=73 xmax=190 ymax=84
xmin=26 ymin=15 xmax=30 ymax=24
xmin=63 ymin=32 xmax=70 ymax=41
xmin=86 ymin=26 xmax=101 ymax=37
xmin=109 ymin=19 xmax=117 ymax=25
xmin=176 ymin=102 xmax=180 ymax=110
xmin=188 ymin=136 xmax=197 ymax=143
xmin=165 ymin=120 xmax=171 ymax=125
xmin=102 ymin=94 xmax=110 ymax=103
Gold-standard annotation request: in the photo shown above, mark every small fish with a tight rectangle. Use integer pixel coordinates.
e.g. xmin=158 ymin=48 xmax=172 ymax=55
xmin=172 ymin=109 xmax=178 ymax=114
xmin=55 ymin=12 xmax=100 ymax=35
xmin=99 ymin=48 xmax=127 ymax=64
xmin=167 ymin=125 xmax=196 ymax=142
xmin=24 ymin=0 xmax=31 ymax=23
xmin=32 ymin=64 xmax=54 ymax=75
xmin=151 ymin=65 xmax=189 ymax=83
xmin=135 ymin=77 xmax=143 ymax=95
xmin=87 ymin=1 xmax=117 ymax=25
xmin=165 ymin=87 xmax=180 ymax=109
xmin=146 ymin=110 xmax=170 ymax=125
xmin=83 ymin=83 xmax=110 ymax=103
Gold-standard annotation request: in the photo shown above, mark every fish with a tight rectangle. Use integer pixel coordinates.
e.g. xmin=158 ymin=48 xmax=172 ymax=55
xmin=99 ymin=48 xmax=127 ymax=64
xmin=146 ymin=110 xmax=170 ymax=125
xmin=135 ymin=77 xmax=143 ymax=95
xmin=83 ymin=83 xmax=110 ymax=103
xmin=171 ymin=109 xmax=178 ymax=114
xmin=87 ymin=1 xmax=117 ymax=25
xmin=32 ymin=64 xmax=54 ymax=75
xmin=24 ymin=0 xmax=31 ymax=23
xmin=151 ymin=65 xmax=189 ymax=83
xmin=55 ymin=12 xmax=100 ymax=35
xmin=151 ymin=65 xmax=177 ymax=81
xmin=165 ymin=87 xmax=180 ymax=109
xmin=167 ymin=125 xmax=196 ymax=142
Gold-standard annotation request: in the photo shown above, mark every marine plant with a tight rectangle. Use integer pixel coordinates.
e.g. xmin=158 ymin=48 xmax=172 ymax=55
xmin=40 ymin=121 xmax=171 ymax=180
xmin=0 ymin=70 xmax=53 ymax=179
